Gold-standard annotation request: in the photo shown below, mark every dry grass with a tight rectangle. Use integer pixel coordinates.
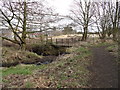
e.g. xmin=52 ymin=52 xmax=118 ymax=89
xmin=2 ymin=46 xmax=43 ymax=67
xmin=51 ymin=34 xmax=82 ymax=39
xmin=51 ymin=34 xmax=99 ymax=39
xmin=2 ymin=45 xmax=92 ymax=88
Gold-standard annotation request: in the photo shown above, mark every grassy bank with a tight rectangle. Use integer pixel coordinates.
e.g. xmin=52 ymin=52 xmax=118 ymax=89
xmin=2 ymin=45 xmax=92 ymax=88
xmin=2 ymin=40 xmax=91 ymax=88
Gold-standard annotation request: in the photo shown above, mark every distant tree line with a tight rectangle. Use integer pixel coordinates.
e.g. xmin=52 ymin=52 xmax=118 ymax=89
xmin=68 ymin=0 xmax=119 ymax=41
xmin=0 ymin=0 xmax=119 ymax=50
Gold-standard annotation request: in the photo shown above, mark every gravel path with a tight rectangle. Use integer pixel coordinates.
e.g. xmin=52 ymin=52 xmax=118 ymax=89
xmin=89 ymin=46 xmax=118 ymax=88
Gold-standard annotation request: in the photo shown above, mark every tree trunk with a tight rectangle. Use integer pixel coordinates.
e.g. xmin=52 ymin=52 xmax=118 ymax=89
xmin=102 ymin=30 xmax=106 ymax=39
xmin=20 ymin=42 xmax=26 ymax=50
xmin=81 ymin=27 xmax=87 ymax=41
xmin=21 ymin=0 xmax=27 ymax=50
xmin=112 ymin=1 xmax=118 ymax=41
xmin=112 ymin=25 xmax=117 ymax=41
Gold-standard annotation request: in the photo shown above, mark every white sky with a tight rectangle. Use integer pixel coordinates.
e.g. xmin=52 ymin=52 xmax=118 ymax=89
xmin=47 ymin=0 xmax=73 ymax=15
xmin=47 ymin=0 xmax=120 ymax=16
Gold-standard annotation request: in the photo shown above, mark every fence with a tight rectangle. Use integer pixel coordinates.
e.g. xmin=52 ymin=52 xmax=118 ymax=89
xmin=26 ymin=36 xmax=81 ymax=46
xmin=53 ymin=37 xmax=81 ymax=46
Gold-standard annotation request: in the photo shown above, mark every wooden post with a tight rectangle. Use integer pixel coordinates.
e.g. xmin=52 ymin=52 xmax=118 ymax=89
xmin=51 ymin=37 xmax=52 ymax=43
xmin=40 ymin=36 xmax=42 ymax=42
xmin=68 ymin=39 xmax=69 ymax=46
xmin=72 ymin=38 xmax=74 ymax=45
xmin=66 ymin=38 xmax=67 ymax=46
xmin=78 ymin=37 xmax=80 ymax=42
xmin=61 ymin=39 xmax=63 ymax=45
xmin=46 ymin=35 xmax=48 ymax=44
xmin=74 ymin=38 xmax=76 ymax=43
xmin=56 ymin=38 xmax=57 ymax=45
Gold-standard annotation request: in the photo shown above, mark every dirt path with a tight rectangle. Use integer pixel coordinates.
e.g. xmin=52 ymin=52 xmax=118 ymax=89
xmin=89 ymin=46 xmax=118 ymax=88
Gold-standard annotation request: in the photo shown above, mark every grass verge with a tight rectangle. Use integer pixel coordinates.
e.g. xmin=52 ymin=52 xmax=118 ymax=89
xmin=2 ymin=64 xmax=47 ymax=77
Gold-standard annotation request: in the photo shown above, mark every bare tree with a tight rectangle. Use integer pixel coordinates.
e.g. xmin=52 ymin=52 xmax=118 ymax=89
xmin=107 ymin=0 xmax=119 ymax=41
xmin=26 ymin=1 xmax=61 ymax=32
xmin=0 ymin=0 xmax=27 ymax=50
xmin=68 ymin=0 xmax=95 ymax=41
xmin=94 ymin=2 xmax=112 ymax=40
xmin=0 ymin=0 xmax=60 ymax=50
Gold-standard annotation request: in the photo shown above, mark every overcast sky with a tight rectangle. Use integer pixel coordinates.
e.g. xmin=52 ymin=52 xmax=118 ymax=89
xmin=46 ymin=0 xmax=118 ymax=15
xmin=47 ymin=0 xmax=73 ymax=15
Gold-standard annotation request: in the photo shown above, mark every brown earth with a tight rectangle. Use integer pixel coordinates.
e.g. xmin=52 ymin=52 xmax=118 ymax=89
xmin=89 ymin=46 xmax=118 ymax=88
